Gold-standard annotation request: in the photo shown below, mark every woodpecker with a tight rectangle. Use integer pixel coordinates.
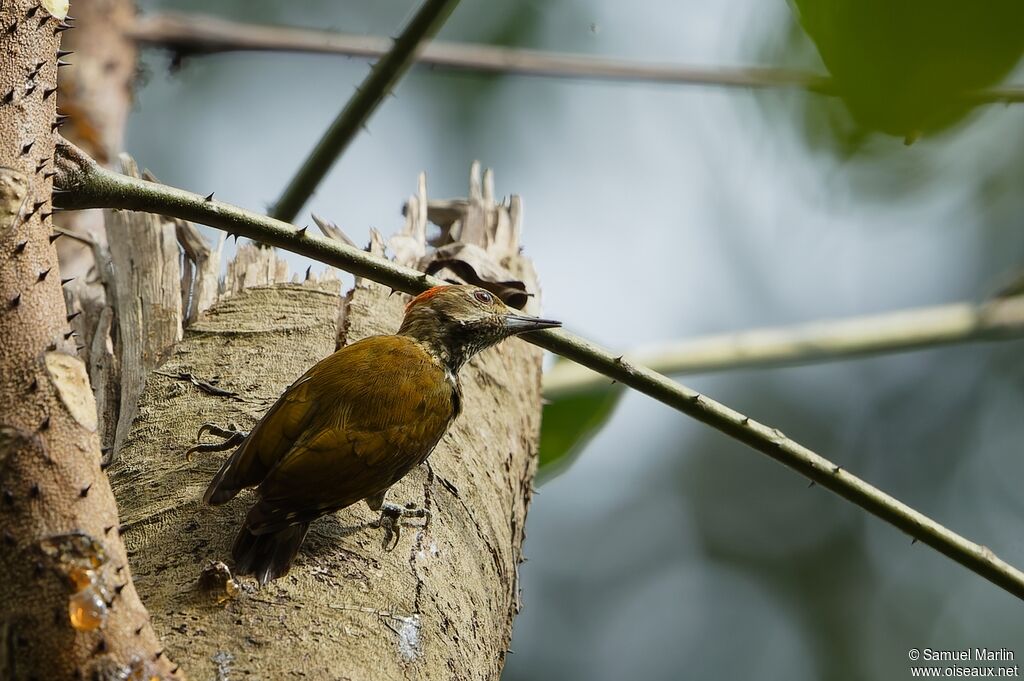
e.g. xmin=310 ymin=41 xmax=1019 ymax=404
xmin=202 ymin=284 xmax=560 ymax=584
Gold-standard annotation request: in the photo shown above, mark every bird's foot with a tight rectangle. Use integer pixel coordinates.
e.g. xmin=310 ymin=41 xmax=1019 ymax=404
xmin=375 ymin=502 xmax=429 ymax=551
xmin=185 ymin=422 xmax=248 ymax=461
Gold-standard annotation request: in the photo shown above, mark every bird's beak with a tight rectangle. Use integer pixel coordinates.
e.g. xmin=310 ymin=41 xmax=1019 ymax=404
xmin=503 ymin=313 xmax=562 ymax=334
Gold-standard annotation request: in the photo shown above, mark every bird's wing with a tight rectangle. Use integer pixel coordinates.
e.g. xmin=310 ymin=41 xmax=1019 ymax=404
xmin=205 ymin=336 xmax=456 ymax=519
xmin=203 ymin=355 xmax=325 ymax=505
xmin=251 ymin=336 xmax=456 ymax=530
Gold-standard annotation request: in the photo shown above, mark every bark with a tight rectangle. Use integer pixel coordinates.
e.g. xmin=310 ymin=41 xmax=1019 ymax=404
xmin=110 ymin=168 xmax=543 ymax=678
xmin=174 ymin=218 xmax=223 ymax=325
xmin=53 ymin=0 xmax=133 ymax=455
xmin=222 ymin=241 xmax=290 ymax=296
xmin=105 ymin=157 xmax=183 ymax=456
xmin=0 ymin=1 xmax=177 ymax=678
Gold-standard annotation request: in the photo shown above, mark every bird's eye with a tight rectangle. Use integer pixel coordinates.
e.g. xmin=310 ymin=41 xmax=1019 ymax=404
xmin=473 ymin=289 xmax=494 ymax=305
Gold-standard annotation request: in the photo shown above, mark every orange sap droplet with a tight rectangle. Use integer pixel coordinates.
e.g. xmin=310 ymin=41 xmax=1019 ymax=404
xmin=68 ymin=566 xmax=93 ymax=591
xmin=68 ymin=586 xmax=107 ymax=631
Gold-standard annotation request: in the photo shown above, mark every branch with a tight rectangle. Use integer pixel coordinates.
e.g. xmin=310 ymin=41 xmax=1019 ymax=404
xmin=53 ymin=140 xmax=1024 ymax=601
xmin=270 ymin=0 xmax=462 ymax=223
xmin=544 ymin=299 xmax=1024 ymax=398
xmin=129 ymin=12 xmax=1024 ymax=103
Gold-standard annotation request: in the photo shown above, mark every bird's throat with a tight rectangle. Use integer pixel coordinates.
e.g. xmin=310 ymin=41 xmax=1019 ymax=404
xmin=411 ymin=334 xmax=471 ymax=378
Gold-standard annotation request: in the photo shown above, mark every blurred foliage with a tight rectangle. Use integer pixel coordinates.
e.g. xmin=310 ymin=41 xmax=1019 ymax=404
xmin=749 ymin=0 xmax=1024 ymax=226
xmin=538 ymin=385 xmax=622 ymax=479
xmin=791 ymin=0 xmax=1023 ymax=139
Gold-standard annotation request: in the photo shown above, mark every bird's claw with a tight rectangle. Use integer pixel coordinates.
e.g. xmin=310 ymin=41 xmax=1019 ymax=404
xmin=197 ymin=422 xmax=242 ymax=441
xmin=185 ymin=422 xmax=248 ymax=461
xmin=375 ymin=502 xmax=429 ymax=551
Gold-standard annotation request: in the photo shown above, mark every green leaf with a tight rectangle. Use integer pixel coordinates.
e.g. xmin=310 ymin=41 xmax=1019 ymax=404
xmin=537 ymin=385 xmax=623 ymax=481
xmin=792 ymin=0 xmax=1024 ymax=137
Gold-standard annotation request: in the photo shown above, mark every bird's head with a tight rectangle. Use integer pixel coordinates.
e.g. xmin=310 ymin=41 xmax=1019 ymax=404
xmin=398 ymin=284 xmax=560 ymax=372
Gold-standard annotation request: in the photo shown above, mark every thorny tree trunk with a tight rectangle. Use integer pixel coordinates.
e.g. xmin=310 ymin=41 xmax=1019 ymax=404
xmin=0 ymin=0 xmax=177 ymax=678
xmin=111 ymin=168 xmax=545 ymax=678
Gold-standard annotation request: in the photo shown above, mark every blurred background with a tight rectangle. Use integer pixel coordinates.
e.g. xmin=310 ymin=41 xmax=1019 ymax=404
xmin=125 ymin=1 xmax=1024 ymax=678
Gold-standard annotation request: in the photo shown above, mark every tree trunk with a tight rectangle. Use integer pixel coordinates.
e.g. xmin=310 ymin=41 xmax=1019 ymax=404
xmin=0 ymin=1 xmax=176 ymax=678
xmin=111 ymin=168 xmax=544 ymax=678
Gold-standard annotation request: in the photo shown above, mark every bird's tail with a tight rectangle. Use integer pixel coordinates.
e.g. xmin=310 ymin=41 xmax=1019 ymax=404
xmin=232 ymin=520 xmax=310 ymax=585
